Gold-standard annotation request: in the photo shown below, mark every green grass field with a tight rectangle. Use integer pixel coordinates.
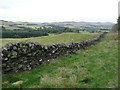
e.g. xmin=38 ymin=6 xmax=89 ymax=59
xmin=1 ymin=33 xmax=99 ymax=47
xmin=2 ymin=32 xmax=118 ymax=88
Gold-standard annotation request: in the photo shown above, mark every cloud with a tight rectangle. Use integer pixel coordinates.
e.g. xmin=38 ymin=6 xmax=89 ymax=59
xmin=0 ymin=0 xmax=119 ymax=22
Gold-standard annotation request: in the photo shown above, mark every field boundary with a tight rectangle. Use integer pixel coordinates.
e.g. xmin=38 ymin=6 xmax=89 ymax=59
xmin=2 ymin=32 xmax=107 ymax=74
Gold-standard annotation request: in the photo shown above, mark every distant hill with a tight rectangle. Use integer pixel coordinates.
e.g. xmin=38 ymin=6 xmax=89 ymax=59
xmin=0 ymin=20 xmax=15 ymax=25
xmin=1 ymin=20 xmax=114 ymax=26
xmin=0 ymin=20 xmax=38 ymax=25
xmin=53 ymin=21 xmax=114 ymax=26
xmin=1 ymin=20 xmax=114 ymax=32
xmin=51 ymin=21 xmax=114 ymax=31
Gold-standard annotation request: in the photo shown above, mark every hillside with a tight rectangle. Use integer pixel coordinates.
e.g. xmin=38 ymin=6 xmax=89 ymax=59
xmin=0 ymin=20 xmax=114 ymax=39
xmin=2 ymin=32 xmax=118 ymax=88
xmin=1 ymin=20 xmax=118 ymax=88
xmin=1 ymin=20 xmax=75 ymax=38
xmin=1 ymin=33 xmax=99 ymax=47
xmin=1 ymin=20 xmax=114 ymax=32
xmin=51 ymin=21 xmax=114 ymax=31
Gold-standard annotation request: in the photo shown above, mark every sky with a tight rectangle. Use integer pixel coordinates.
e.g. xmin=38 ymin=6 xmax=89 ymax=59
xmin=0 ymin=0 xmax=119 ymax=23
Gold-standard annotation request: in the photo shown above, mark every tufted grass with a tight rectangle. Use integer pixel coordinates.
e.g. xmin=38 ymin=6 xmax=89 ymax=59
xmin=1 ymin=32 xmax=99 ymax=47
xmin=2 ymin=32 xmax=118 ymax=88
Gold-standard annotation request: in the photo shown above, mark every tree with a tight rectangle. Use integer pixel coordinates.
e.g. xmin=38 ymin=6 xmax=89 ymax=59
xmin=2 ymin=26 xmax=6 ymax=31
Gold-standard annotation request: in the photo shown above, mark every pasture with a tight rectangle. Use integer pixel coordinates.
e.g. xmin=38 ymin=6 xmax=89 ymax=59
xmin=1 ymin=33 xmax=99 ymax=47
xmin=2 ymin=32 xmax=118 ymax=88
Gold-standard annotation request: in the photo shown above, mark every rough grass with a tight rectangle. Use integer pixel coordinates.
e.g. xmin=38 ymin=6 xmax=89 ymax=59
xmin=2 ymin=32 xmax=118 ymax=88
xmin=1 ymin=32 xmax=99 ymax=47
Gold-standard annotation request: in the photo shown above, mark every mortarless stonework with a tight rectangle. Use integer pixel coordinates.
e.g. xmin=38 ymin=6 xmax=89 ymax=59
xmin=1 ymin=32 xmax=107 ymax=74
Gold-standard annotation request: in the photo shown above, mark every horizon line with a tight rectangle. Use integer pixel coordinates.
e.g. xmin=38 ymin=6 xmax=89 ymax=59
xmin=0 ymin=19 xmax=116 ymax=24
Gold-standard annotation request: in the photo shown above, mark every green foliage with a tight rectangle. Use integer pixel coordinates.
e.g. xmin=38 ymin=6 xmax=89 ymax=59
xmin=1 ymin=24 xmax=76 ymax=38
xmin=35 ymin=25 xmax=73 ymax=34
xmin=1 ymin=20 xmax=113 ymax=38
xmin=2 ymin=31 xmax=48 ymax=38
xmin=1 ymin=26 xmax=6 ymax=31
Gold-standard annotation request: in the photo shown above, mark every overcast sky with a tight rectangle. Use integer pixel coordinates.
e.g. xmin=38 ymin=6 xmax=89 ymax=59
xmin=0 ymin=0 xmax=119 ymax=23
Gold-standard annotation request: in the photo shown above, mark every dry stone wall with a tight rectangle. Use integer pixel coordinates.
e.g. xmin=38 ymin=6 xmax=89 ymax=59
xmin=1 ymin=32 xmax=107 ymax=74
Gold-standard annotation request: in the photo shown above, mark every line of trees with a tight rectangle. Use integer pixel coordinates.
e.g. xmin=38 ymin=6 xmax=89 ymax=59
xmin=2 ymin=31 xmax=48 ymax=38
xmin=1 ymin=25 xmax=76 ymax=38
xmin=1 ymin=23 xmax=106 ymax=38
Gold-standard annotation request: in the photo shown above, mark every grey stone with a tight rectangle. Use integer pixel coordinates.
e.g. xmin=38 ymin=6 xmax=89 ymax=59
xmin=1 ymin=33 xmax=107 ymax=74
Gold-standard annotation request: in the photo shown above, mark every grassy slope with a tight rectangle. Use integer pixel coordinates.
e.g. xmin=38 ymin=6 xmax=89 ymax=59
xmin=3 ymin=24 xmax=41 ymax=30
xmin=2 ymin=33 xmax=118 ymax=88
xmin=1 ymin=33 xmax=99 ymax=47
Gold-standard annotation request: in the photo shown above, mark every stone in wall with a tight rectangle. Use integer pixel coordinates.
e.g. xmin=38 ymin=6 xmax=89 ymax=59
xmin=2 ymin=32 xmax=107 ymax=74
